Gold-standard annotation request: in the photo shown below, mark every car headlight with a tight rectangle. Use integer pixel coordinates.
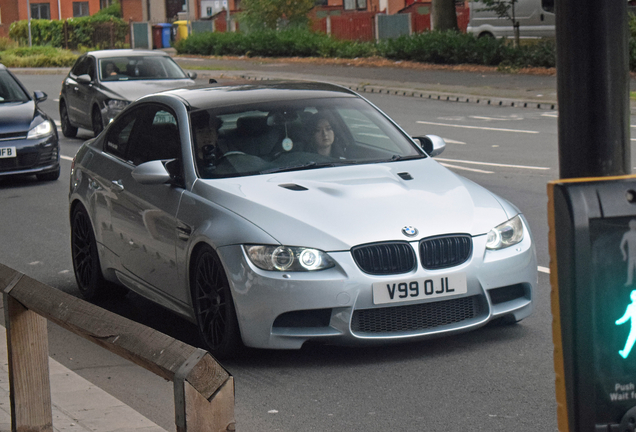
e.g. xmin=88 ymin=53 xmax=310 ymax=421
xmin=244 ymin=245 xmax=335 ymax=271
xmin=106 ymin=99 xmax=129 ymax=111
xmin=486 ymin=215 xmax=524 ymax=250
xmin=27 ymin=120 xmax=53 ymax=139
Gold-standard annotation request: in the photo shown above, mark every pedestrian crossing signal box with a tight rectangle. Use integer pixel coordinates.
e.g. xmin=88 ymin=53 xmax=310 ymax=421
xmin=549 ymin=176 xmax=636 ymax=432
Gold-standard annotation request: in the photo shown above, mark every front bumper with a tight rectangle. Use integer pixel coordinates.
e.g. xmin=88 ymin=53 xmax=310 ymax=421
xmin=0 ymin=133 xmax=59 ymax=177
xmin=218 ymin=219 xmax=537 ymax=350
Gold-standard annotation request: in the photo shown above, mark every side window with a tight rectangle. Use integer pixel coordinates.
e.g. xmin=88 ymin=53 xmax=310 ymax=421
xmin=86 ymin=57 xmax=96 ymax=81
xmin=104 ymin=111 xmax=137 ymax=160
xmin=71 ymin=56 xmax=89 ymax=77
xmin=126 ymin=107 xmax=180 ymax=165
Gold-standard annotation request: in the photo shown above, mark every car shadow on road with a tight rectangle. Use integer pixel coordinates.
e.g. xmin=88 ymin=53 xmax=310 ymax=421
xmin=89 ymin=289 xmax=533 ymax=370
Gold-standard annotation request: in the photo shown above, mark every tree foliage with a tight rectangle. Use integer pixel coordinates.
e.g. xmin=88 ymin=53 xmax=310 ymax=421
xmin=239 ymin=0 xmax=315 ymax=31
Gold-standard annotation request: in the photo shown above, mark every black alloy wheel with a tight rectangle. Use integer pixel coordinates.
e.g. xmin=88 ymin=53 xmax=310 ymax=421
xmin=60 ymin=102 xmax=77 ymax=138
xmin=71 ymin=205 xmax=127 ymax=300
xmin=192 ymin=246 xmax=241 ymax=358
xmin=92 ymin=106 xmax=104 ymax=137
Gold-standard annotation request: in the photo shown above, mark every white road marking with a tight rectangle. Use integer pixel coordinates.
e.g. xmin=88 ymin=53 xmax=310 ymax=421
xmin=436 ymin=158 xmax=550 ymax=170
xmin=442 ymin=138 xmax=466 ymax=144
xmin=61 ymin=155 xmax=73 ymax=161
xmin=417 ymin=121 xmax=539 ymax=134
xmin=440 ymin=162 xmax=493 ymax=174
xmin=538 ymin=266 xmax=550 ymax=274
xmin=469 ymin=115 xmax=521 ymax=121
xmin=542 ymin=112 xmax=558 ymax=118
xmin=54 ymin=120 xmax=61 ymax=126
xmin=53 ymin=99 xmax=59 ymax=102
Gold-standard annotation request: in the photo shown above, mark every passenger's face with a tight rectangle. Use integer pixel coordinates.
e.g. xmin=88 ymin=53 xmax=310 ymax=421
xmin=313 ymin=119 xmax=334 ymax=150
xmin=195 ymin=126 xmax=217 ymax=159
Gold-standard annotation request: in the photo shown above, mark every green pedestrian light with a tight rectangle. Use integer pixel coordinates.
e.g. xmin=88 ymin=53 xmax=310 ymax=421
xmin=549 ymin=176 xmax=636 ymax=432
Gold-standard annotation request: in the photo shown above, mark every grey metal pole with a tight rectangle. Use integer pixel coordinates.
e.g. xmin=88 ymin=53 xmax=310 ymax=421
xmin=27 ymin=0 xmax=32 ymax=47
xmin=556 ymin=0 xmax=630 ymax=179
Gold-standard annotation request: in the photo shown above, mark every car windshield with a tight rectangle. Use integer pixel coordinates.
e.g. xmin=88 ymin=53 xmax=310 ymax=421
xmin=0 ymin=70 xmax=30 ymax=103
xmin=191 ymin=97 xmax=425 ymax=179
xmin=99 ymin=56 xmax=188 ymax=81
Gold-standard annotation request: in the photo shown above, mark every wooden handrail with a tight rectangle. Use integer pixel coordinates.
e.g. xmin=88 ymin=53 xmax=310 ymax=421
xmin=0 ymin=263 xmax=235 ymax=432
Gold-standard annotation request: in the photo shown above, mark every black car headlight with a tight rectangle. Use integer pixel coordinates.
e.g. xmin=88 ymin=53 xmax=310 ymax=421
xmin=486 ymin=215 xmax=524 ymax=250
xmin=27 ymin=120 xmax=53 ymax=139
xmin=244 ymin=245 xmax=335 ymax=271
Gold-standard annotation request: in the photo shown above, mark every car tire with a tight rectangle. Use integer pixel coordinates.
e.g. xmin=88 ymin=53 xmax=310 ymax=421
xmin=191 ymin=245 xmax=242 ymax=358
xmin=92 ymin=106 xmax=104 ymax=137
xmin=36 ymin=165 xmax=60 ymax=182
xmin=71 ymin=204 xmax=127 ymax=300
xmin=60 ymin=102 xmax=78 ymax=138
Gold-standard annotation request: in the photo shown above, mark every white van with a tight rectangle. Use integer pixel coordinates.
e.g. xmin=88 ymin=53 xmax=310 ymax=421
xmin=467 ymin=0 xmax=555 ymax=38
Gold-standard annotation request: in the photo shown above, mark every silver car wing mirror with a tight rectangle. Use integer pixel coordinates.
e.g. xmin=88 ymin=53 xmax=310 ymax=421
xmin=131 ymin=160 xmax=172 ymax=185
xmin=412 ymin=135 xmax=446 ymax=157
xmin=33 ymin=91 xmax=47 ymax=103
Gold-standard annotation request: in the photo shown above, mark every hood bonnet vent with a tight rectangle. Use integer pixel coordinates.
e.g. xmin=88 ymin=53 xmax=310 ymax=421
xmin=279 ymin=183 xmax=308 ymax=191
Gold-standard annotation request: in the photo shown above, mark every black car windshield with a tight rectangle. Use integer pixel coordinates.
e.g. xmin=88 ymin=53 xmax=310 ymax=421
xmin=191 ymin=97 xmax=425 ymax=179
xmin=99 ymin=56 xmax=187 ymax=81
xmin=0 ymin=70 xmax=30 ymax=103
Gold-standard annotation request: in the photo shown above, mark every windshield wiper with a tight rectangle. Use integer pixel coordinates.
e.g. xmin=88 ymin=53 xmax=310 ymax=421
xmin=260 ymin=162 xmax=319 ymax=174
xmin=390 ymin=154 xmax=427 ymax=161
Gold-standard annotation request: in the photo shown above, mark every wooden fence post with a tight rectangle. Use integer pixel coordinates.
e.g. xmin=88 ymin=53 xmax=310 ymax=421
xmin=3 ymin=274 xmax=52 ymax=432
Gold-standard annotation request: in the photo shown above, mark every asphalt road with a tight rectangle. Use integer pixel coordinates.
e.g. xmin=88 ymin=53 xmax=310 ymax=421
xmin=2 ymin=71 xmax=627 ymax=431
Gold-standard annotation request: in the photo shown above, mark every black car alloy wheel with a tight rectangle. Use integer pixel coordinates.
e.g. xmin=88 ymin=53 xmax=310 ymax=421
xmin=92 ymin=106 xmax=104 ymax=137
xmin=60 ymin=101 xmax=77 ymax=138
xmin=71 ymin=205 xmax=103 ymax=299
xmin=71 ymin=205 xmax=127 ymax=300
xmin=192 ymin=246 xmax=241 ymax=358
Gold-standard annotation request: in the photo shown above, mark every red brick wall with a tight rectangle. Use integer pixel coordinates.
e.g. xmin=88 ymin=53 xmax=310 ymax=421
xmin=0 ymin=0 xmax=20 ymax=37
xmin=121 ymin=0 xmax=143 ymax=21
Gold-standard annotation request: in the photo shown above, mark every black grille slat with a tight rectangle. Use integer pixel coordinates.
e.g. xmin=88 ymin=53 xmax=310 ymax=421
xmin=0 ymin=132 xmax=26 ymax=141
xmin=351 ymin=296 xmax=481 ymax=333
xmin=420 ymin=235 xmax=472 ymax=270
xmin=352 ymin=242 xmax=416 ymax=275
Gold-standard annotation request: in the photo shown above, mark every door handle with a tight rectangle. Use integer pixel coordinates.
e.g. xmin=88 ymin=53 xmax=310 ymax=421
xmin=541 ymin=13 xmax=544 ymax=21
xmin=111 ymin=179 xmax=124 ymax=191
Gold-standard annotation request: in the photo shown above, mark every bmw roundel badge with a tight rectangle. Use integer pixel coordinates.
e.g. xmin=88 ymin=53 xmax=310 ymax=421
xmin=402 ymin=226 xmax=418 ymax=237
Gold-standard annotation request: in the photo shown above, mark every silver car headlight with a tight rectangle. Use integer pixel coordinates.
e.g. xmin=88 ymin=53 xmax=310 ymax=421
xmin=486 ymin=215 xmax=524 ymax=250
xmin=244 ymin=245 xmax=335 ymax=271
xmin=27 ymin=120 xmax=53 ymax=139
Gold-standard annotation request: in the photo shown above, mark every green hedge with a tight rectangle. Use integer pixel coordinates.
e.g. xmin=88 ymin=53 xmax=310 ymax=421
xmin=0 ymin=46 xmax=77 ymax=67
xmin=9 ymin=15 xmax=128 ymax=49
xmin=175 ymin=28 xmax=559 ymax=68
xmin=176 ymin=28 xmax=378 ymax=58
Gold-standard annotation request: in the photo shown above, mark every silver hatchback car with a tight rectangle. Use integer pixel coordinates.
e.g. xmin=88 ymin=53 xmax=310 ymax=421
xmin=69 ymin=82 xmax=537 ymax=357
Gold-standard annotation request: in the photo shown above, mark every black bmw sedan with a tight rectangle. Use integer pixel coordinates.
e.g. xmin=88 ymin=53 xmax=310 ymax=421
xmin=0 ymin=64 xmax=59 ymax=181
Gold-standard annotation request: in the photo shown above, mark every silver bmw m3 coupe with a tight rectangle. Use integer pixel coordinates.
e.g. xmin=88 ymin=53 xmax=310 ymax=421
xmin=69 ymin=82 xmax=537 ymax=357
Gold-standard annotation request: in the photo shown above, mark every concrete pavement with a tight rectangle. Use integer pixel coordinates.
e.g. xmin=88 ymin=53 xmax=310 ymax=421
xmin=0 ymin=326 xmax=168 ymax=432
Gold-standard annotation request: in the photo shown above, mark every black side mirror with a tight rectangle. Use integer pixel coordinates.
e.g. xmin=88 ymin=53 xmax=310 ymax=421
xmin=33 ymin=91 xmax=47 ymax=103
xmin=209 ymin=78 xmax=217 ymax=84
